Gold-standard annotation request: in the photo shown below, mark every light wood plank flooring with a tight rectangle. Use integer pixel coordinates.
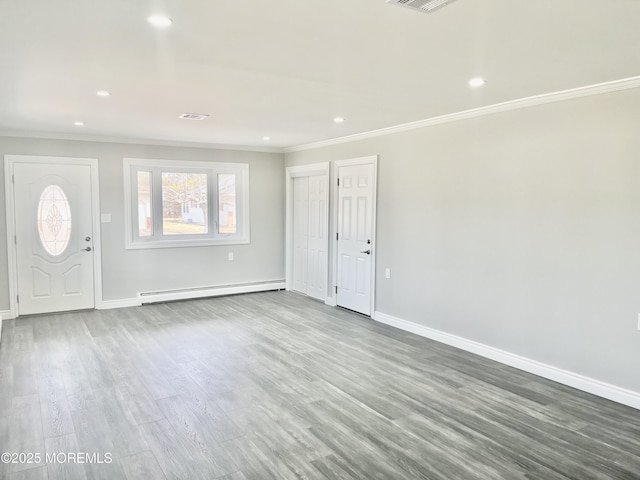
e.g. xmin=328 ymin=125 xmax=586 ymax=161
xmin=1 ymin=291 xmax=639 ymax=479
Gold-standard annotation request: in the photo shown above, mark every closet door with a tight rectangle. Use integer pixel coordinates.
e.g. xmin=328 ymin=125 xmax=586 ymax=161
xmin=307 ymin=174 xmax=328 ymax=301
xmin=292 ymin=176 xmax=309 ymax=294
xmin=291 ymin=174 xmax=328 ymax=301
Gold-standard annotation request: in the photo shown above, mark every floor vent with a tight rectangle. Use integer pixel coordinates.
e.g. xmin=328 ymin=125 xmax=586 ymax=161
xmin=386 ymin=0 xmax=458 ymax=14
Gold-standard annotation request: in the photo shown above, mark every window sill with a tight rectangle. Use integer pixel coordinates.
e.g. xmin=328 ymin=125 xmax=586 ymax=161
xmin=125 ymin=238 xmax=250 ymax=250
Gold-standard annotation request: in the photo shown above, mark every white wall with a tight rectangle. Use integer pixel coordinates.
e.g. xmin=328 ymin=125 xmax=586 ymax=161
xmin=0 ymin=137 xmax=285 ymax=306
xmin=285 ymin=88 xmax=640 ymax=394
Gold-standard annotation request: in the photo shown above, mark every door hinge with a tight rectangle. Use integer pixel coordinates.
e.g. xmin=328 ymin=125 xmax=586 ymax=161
xmin=336 ymin=232 xmax=339 ymax=241
xmin=16 ymin=295 xmax=19 ymax=304
xmin=14 ymin=235 xmax=17 ymax=245
xmin=12 ymin=174 xmax=15 ymax=184
xmin=337 ymin=178 xmax=339 ymax=186
xmin=335 ymin=286 xmax=338 ymax=294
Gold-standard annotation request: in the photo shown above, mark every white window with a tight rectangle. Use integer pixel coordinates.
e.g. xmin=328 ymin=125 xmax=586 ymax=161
xmin=123 ymin=158 xmax=249 ymax=249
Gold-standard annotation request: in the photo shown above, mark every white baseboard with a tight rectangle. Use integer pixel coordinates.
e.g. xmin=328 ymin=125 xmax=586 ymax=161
xmin=325 ymin=296 xmax=337 ymax=307
xmin=98 ymin=298 xmax=139 ymax=310
xmin=23 ymin=282 xmax=287 ymax=313
xmin=374 ymin=311 xmax=640 ymax=411
xmin=136 ymin=280 xmax=286 ymax=305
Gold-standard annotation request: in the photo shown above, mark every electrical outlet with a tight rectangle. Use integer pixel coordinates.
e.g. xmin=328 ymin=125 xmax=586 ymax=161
xmin=228 ymin=252 xmax=234 ymax=261
xmin=385 ymin=268 xmax=391 ymax=279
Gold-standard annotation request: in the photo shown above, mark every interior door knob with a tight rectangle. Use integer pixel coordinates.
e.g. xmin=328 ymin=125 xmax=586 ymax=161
xmin=360 ymin=249 xmax=371 ymax=255
xmin=83 ymin=246 xmax=92 ymax=252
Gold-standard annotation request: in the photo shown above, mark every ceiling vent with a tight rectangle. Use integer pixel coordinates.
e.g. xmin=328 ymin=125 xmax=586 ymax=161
xmin=386 ymin=0 xmax=458 ymax=14
xmin=178 ymin=113 xmax=209 ymax=120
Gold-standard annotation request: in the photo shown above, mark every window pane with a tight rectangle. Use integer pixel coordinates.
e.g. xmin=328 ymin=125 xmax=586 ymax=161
xmin=137 ymin=171 xmax=153 ymax=237
xmin=161 ymin=172 xmax=208 ymax=235
xmin=37 ymin=185 xmax=72 ymax=256
xmin=218 ymin=174 xmax=237 ymax=234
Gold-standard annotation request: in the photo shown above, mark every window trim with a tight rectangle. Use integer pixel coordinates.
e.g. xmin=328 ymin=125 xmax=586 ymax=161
xmin=123 ymin=158 xmax=250 ymax=249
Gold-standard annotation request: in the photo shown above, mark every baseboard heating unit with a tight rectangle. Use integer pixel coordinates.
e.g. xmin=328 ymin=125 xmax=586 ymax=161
xmin=136 ymin=280 xmax=286 ymax=305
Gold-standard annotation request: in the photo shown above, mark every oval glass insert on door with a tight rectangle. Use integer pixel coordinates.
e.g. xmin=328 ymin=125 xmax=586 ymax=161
xmin=37 ymin=184 xmax=72 ymax=256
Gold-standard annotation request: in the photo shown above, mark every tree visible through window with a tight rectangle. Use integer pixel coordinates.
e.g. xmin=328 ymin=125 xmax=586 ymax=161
xmin=161 ymin=172 xmax=208 ymax=235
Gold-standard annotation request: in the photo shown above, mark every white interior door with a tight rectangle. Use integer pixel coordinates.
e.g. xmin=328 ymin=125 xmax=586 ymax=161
xmin=13 ymin=162 xmax=95 ymax=315
xmin=291 ymin=174 xmax=328 ymax=301
xmin=336 ymin=163 xmax=375 ymax=315
xmin=307 ymin=174 xmax=328 ymax=301
xmin=292 ymin=176 xmax=309 ymax=294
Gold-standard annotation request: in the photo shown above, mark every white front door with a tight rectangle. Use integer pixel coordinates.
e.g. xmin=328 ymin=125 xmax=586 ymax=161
xmin=13 ymin=162 xmax=95 ymax=315
xmin=336 ymin=162 xmax=376 ymax=315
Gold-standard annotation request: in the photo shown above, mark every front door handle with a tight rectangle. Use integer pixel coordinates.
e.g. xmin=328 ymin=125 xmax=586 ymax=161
xmin=83 ymin=246 xmax=92 ymax=252
xmin=360 ymin=249 xmax=371 ymax=255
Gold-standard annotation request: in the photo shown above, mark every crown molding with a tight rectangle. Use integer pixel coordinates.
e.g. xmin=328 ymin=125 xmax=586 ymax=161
xmin=0 ymin=130 xmax=285 ymax=154
xmin=284 ymin=75 xmax=640 ymax=153
xmin=2 ymin=76 xmax=639 ymax=155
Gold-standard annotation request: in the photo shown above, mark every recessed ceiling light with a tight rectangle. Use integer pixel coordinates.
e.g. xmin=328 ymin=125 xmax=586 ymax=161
xmin=263 ymin=136 xmax=271 ymax=141
xmin=386 ymin=0 xmax=459 ymax=14
xmin=469 ymin=77 xmax=486 ymax=88
xmin=96 ymin=90 xmax=111 ymax=97
xmin=147 ymin=15 xmax=173 ymax=27
xmin=333 ymin=117 xmax=345 ymax=123
xmin=178 ymin=113 xmax=209 ymax=120
xmin=74 ymin=121 xmax=84 ymax=126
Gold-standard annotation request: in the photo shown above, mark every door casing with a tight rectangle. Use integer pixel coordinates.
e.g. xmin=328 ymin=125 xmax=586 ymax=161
xmin=4 ymin=155 xmax=103 ymax=318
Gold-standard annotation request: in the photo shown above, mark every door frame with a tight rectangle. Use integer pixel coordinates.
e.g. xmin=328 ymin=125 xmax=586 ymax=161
xmin=332 ymin=155 xmax=378 ymax=317
xmin=4 ymin=155 xmax=103 ymax=318
xmin=285 ymin=162 xmax=330 ymax=301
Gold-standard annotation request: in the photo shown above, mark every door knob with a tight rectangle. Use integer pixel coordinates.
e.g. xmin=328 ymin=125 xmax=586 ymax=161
xmin=83 ymin=247 xmax=92 ymax=252
xmin=360 ymin=250 xmax=371 ymax=255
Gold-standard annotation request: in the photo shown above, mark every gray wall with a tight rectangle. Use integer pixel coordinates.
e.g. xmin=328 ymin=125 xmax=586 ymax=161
xmin=285 ymin=88 xmax=640 ymax=393
xmin=0 ymin=137 xmax=285 ymax=305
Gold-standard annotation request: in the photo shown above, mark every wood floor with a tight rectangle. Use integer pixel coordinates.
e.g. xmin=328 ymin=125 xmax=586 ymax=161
xmin=1 ymin=291 xmax=639 ymax=480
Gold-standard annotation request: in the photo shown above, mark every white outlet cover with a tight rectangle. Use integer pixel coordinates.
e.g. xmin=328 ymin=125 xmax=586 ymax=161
xmin=385 ymin=268 xmax=391 ymax=279
xmin=101 ymin=213 xmax=112 ymax=223
xmin=228 ymin=252 xmax=234 ymax=261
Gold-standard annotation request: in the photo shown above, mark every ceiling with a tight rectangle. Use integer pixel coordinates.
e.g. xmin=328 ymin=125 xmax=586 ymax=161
xmin=1 ymin=0 xmax=639 ymax=151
